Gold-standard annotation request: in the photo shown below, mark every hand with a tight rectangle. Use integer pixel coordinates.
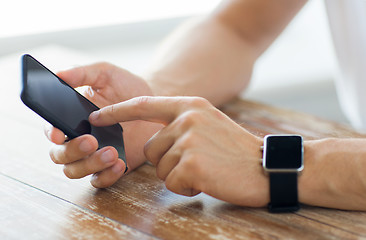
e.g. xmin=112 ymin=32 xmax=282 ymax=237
xmin=45 ymin=63 xmax=162 ymax=188
xmin=89 ymin=96 xmax=269 ymax=207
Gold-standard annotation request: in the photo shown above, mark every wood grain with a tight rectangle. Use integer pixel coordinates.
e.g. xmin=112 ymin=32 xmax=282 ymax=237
xmin=0 ymin=174 xmax=155 ymax=240
xmin=1 ymin=74 xmax=366 ymax=239
xmin=220 ymin=99 xmax=366 ymax=139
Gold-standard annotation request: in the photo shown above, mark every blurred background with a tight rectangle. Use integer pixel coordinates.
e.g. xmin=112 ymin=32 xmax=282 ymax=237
xmin=0 ymin=0 xmax=349 ymax=125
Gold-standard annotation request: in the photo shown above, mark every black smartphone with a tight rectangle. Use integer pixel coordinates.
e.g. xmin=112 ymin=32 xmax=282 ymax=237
xmin=20 ymin=54 xmax=126 ymax=164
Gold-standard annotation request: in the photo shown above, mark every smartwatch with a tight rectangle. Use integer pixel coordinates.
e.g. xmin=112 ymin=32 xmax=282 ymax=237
xmin=262 ymin=134 xmax=304 ymax=213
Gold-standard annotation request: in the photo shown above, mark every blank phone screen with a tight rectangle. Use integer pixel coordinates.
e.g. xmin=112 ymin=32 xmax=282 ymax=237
xmin=21 ymin=54 xmax=126 ymax=162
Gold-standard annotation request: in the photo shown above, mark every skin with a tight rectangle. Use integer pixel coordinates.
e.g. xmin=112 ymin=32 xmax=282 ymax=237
xmin=89 ymin=96 xmax=268 ymax=206
xmin=45 ymin=0 xmax=366 ymax=210
xmin=87 ymin=96 xmax=366 ymax=210
xmin=46 ymin=63 xmax=162 ymax=188
xmin=47 ymin=0 xmax=306 ymax=189
xmin=144 ymin=0 xmax=307 ymax=103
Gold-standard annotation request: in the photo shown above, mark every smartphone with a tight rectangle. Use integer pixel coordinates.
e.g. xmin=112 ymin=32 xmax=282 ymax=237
xmin=20 ymin=54 xmax=126 ymax=164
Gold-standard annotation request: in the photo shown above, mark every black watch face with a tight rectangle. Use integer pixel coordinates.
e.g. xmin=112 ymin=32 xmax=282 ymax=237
xmin=263 ymin=135 xmax=303 ymax=170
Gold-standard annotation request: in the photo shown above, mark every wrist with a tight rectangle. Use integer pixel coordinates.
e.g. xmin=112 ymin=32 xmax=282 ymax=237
xmin=297 ymin=139 xmax=319 ymax=206
xmin=298 ymin=138 xmax=345 ymax=208
xmin=298 ymin=138 xmax=366 ymax=210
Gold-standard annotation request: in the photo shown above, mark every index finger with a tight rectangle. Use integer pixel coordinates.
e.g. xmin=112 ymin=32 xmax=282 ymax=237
xmin=89 ymin=96 xmax=209 ymax=126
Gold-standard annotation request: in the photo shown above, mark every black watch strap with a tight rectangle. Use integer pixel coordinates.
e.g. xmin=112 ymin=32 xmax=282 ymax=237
xmin=268 ymin=172 xmax=299 ymax=213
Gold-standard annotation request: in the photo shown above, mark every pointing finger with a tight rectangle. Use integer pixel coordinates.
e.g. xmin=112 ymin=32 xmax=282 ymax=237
xmin=89 ymin=96 xmax=210 ymax=126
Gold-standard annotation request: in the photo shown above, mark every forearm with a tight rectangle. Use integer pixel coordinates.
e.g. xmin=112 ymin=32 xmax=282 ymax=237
xmin=300 ymin=138 xmax=366 ymax=210
xmin=144 ymin=0 xmax=307 ymax=106
xmin=145 ymin=17 xmax=257 ymax=106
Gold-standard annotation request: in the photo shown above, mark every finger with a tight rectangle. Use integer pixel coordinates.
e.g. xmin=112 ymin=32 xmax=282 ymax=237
xmin=44 ymin=123 xmax=67 ymax=145
xmin=89 ymin=96 xmax=211 ymax=126
xmin=164 ymin=153 xmax=203 ymax=197
xmin=155 ymin=147 xmax=181 ymax=181
xmin=90 ymin=159 xmax=127 ymax=188
xmin=165 ymin=165 xmax=201 ymax=197
xmin=153 ymin=130 xmax=200 ymax=182
xmin=144 ymin=126 xmax=176 ymax=166
xmin=63 ymin=147 xmax=118 ymax=179
xmin=144 ymin=109 xmax=202 ymax=166
xmin=57 ymin=62 xmax=115 ymax=89
xmin=49 ymin=134 xmax=98 ymax=165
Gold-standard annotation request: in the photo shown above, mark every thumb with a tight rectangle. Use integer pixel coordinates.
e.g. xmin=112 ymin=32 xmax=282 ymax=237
xmin=57 ymin=63 xmax=116 ymax=89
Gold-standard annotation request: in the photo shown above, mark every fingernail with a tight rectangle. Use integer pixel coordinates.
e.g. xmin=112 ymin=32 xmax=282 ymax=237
xmin=79 ymin=140 xmax=93 ymax=153
xmin=45 ymin=128 xmax=51 ymax=139
xmin=44 ymin=123 xmax=52 ymax=139
xmin=101 ymin=149 xmax=114 ymax=163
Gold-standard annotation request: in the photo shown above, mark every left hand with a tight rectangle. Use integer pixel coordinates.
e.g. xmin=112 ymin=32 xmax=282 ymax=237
xmin=89 ymin=96 xmax=269 ymax=207
xmin=45 ymin=63 xmax=162 ymax=188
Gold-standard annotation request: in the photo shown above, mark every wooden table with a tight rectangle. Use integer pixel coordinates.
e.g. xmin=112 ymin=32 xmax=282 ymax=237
xmin=1 ymin=74 xmax=366 ymax=239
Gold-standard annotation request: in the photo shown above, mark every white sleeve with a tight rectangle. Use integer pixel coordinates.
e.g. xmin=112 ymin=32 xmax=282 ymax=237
xmin=324 ymin=0 xmax=366 ymax=130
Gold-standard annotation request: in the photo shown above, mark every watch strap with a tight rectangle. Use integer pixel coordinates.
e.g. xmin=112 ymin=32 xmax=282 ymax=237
xmin=268 ymin=172 xmax=299 ymax=213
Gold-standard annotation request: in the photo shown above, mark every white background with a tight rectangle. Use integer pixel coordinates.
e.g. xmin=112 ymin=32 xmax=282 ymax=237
xmin=0 ymin=0 xmax=349 ymax=124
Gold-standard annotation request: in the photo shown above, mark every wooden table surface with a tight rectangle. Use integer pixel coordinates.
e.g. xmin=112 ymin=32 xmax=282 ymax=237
xmin=1 ymin=73 xmax=366 ymax=240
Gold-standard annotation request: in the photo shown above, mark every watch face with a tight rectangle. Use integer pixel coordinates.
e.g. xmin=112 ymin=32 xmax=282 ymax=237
xmin=263 ymin=135 xmax=303 ymax=171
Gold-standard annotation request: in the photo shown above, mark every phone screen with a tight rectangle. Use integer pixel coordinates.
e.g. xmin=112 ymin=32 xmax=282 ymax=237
xmin=20 ymin=54 xmax=126 ymax=162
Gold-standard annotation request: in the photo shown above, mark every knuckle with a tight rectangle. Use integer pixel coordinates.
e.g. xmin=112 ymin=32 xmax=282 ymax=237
xmin=165 ymin=171 xmax=179 ymax=193
xmin=182 ymin=154 xmax=203 ymax=176
xmin=93 ymin=62 xmax=117 ymax=83
xmin=178 ymin=132 xmax=196 ymax=149
xmin=102 ymin=104 xmax=115 ymax=117
xmin=156 ymin=167 xmax=166 ymax=181
xmin=96 ymin=61 xmax=113 ymax=70
xmin=136 ymin=96 xmax=151 ymax=107
xmin=165 ymin=167 xmax=193 ymax=195
xmin=188 ymin=97 xmax=211 ymax=108
xmin=107 ymin=104 xmax=118 ymax=122
xmin=102 ymin=105 xmax=120 ymax=125
xmin=176 ymin=111 xmax=202 ymax=129
xmin=165 ymin=182 xmax=175 ymax=193
xmin=97 ymin=105 xmax=120 ymax=125
xmin=165 ymin=180 xmax=173 ymax=192
xmin=164 ymin=154 xmax=205 ymax=195
xmin=185 ymin=111 xmax=202 ymax=122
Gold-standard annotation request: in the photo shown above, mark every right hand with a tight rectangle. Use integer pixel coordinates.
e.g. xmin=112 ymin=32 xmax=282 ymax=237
xmin=44 ymin=62 xmax=162 ymax=188
xmin=89 ymin=96 xmax=268 ymax=207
